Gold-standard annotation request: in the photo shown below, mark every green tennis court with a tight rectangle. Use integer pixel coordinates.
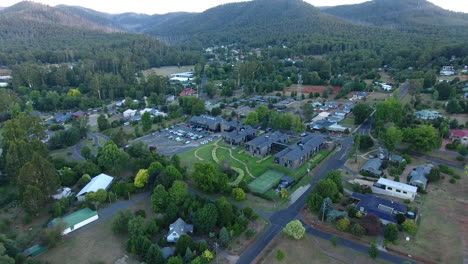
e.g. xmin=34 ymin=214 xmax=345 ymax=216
xmin=248 ymin=169 xmax=286 ymax=194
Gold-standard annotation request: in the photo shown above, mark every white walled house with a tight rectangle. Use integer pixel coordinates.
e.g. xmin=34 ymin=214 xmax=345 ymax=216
xmin=76 ymin=173 xmax=114 ymax=201
xmin=52 ymin=187 xmax=73 ymax=200
xmin=48 ymin=208 xmax=98 ymax=235
xmin=371 ymin=178 xmax=417 ymax=201
xmin=123 ymin=109 xmax=137 ymax=118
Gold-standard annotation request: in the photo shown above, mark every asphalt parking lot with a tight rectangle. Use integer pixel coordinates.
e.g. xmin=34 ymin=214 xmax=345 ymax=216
xmin=129 ymin=123 xmax=220 ymax=156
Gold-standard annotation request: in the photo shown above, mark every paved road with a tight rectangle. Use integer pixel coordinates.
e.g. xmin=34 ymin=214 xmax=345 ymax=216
xmin=238 ymin=125 xmax=415 ymax=264
xmin=238 ymin=136 xmax=355 ymax=263
xmin=72 ymin=132 xmax=109 ymax=161
xmin=411 ymin=152 xmax=466 ymax=171
xmin=304 ymin=225 xmax=415 ymax=264
xmin=399 ymin=81 xmax=410 ymax=99
xmin=67 ymin=192 xmax=151 ymax=236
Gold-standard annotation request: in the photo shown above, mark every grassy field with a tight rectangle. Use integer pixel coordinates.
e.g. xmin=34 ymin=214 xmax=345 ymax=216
xmin=339 ymin=117 xmax=355 ymax=128
xmin=180 ymin=140 xmax=331 ymax=186
xmin=38 ymin=199 xmax=155 ymax=264
xmin=366 ymin=92 xmax=391 ymax=103
xmin=389 ymin=176 xmax=467 ymax=263
xmin=142 ymin=65 xmax=195 ymax=77
xmin=260 ymin=233 xmax=390 ymax=264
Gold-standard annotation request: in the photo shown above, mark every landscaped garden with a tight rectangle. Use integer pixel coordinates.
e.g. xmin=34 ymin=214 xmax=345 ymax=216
xmin=179 ymin=139 xmax=333 ymax=198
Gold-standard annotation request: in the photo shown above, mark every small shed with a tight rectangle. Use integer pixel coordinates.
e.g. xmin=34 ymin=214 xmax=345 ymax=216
xmin=23 ymin=245 xmax=48 ymax=257
xmin=48 ymin=208 xmax=98 ymax=235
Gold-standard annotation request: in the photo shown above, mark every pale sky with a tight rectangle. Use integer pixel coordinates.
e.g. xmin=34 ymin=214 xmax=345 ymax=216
xmin=1 ymin=0 xmax=468 ymax=14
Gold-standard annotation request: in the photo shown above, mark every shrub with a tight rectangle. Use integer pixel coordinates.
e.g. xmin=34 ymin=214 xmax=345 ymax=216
xmin=276 ymin=249 xmax=285 ymax=261
xmin=330 ymin=236 xmax=339 ymax=246
xmin=403 ymin=199 xmax=411 ymax=204
xmin=396 ymin=213 xmax=406 ymax=225
xmin=453 ymin=174 xmax=461 ymax=180
xmin=244 ymin=229 xmax=256 ymax=239
xmin=350 ymin=224 xmax=366 ymax=237
xmin=384 ymin=223 xmax=399 ymax=243
xmin=232 ymin=188 xmax=246 ymax=201
xmin=283 ymin=220 xmax=305 ymax=240
xmin=336 ymin=218 xmax=350 ymax=232
xmin=450 ymin=178 xmax=456 ymax=184
xmin=402 ymin=220 xmax=418 ymax=236
xmin=368 ymin=242 xmax=379 ymax=259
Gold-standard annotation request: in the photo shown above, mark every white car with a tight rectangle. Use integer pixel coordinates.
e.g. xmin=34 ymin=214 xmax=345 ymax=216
xmin=185 ymin=141 xmax=191 ymax=144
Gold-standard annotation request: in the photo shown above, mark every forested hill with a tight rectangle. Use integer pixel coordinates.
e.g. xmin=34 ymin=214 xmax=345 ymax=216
xmin=0 ymin=1 xmax=117 ymax=33
xmin=55 ymin=4 xmax=124 ymax=30
xmin=145 ymin=0 xmax=351 ymax=44
xmin=0 ymin=1 xmax=200 ymax=67
xmin=323 ymin=0 xmax=468 ymax=31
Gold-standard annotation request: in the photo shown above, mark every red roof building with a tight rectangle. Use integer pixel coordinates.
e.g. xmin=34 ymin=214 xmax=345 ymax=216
xmin=450 ymin=129 xmax=468 ymax=141
xmin=180 ymin=88 xmax=197 ymax=96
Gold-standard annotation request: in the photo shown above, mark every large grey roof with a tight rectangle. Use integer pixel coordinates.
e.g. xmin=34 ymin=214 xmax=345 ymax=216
xmin=190 ymin=115 xmax=225 ymax=126
xmin=169 ymin=218 xmax=193 ymax=236
xmin=247 ymin=131 xmax=288 ymax=148
xmin=409 ymin=165 xmax=431 ymax=186
xmin=362 ymin=158 xmax=383 ymax=175
xmin=275 ymin=134 xmax=325 ymax=161
xmin=224 ymin=125 xmax=256 ymax=140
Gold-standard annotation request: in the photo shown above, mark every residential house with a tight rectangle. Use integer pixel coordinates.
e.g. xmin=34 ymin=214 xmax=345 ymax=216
xmin=71 ymin=110 xmax=86 ymax=120
xmin=328 ymin=114 xmax=344 ymax=123
xmin=451 ymin=129 xmax=468 ymax=147
xmin=408 ymin=165 xmax=432 ymax=190
xmin=351 ymin=192 xmax=408 ymax=225
xmin=139 ymin=108 xmax=167 ymax=117
xmin=342 ymin=103 xmax=355 ymax=114
xmin=327 ymin=123 xmax=348 ymax=133
xmin=326 ymin=101 xmax=340 ymax=109
xmin=351 ymin=92 xmax=368 ymax=100
xmin=361 ymin=158 xmax=383 ymax=176
xmin=372 ymin=178 xmax=418 ymax=201
xmin=312 ymin=102 xmax=323 ymax=108
xmin=48 ymin=208 xmax=99 ymax=235
xmin=309 ymin=120 xmax=335 ymax=131
xmin=179 ymin=88 xmax=197 ymax=96
xmin=222 ymin=125 xmax=256 ymax=146
xmin=380 ymin=83 xmax=393 ymax=91
xmin=123 ymin=109 xmax=137 ymax=119
xmin=52 ymin=187 xmax=72 ymax=200
xmin=312 ymin=112 xmax=330 ymax=122
xmin=274 ymin=98 xmax=295 ymax=108
xmin=234 ymin=106 xmax=255 ymax=117
xmin=414 ymin=110 xmax=443 ymax=120
xmin=190 ymin=115 xmax=226 ymax=132
xmin=167 ymin=218 xmax=193 ymax=243
xmin=170 ymin=72 xmax=194 ymax=82
xmin=440 ymin=66 xmax=455 ymax=76
xmin=76 ymin=173 xmax=114 ymax=201
xmin=274 ymin=134 xmax=325 ymax=170
xmin=389 ymin=153 xmax=405 ymax=164
xmin=245 ymin=131 xmax=289 ymax=158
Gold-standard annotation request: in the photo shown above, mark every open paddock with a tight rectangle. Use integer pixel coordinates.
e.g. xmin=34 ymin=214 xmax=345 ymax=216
xmin=142 ymin=65 xmax=195 ymax=77
xmin=285 ymin=85 xmax=341 ymax=95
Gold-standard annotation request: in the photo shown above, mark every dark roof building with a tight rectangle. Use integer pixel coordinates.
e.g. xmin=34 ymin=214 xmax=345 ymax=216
xmin=274 ymin=134 xmax=325 ymax=170
xmin=222 ymin=124 xmax=256 ymax=146
xmin=351 ymin=192 xmax=408 ymax=225
xmin=409 ymin=165 xmax=432 ymax=190
xmin=190 ymin=115 xmax=226 ymax=131
xmin=71 ymin=110 xmax=86 ymax=120
xmin=361 ymin=158 xmax=383 ymax=176
xmin=245 ymin=131 xmax=289 ymax=158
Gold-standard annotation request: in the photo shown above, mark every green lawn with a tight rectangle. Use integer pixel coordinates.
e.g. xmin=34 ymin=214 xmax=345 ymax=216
xmin=339 ymin=117 xmax=355 ymax=128
xmin=180 ymin=141 xmax=332 ymax=188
